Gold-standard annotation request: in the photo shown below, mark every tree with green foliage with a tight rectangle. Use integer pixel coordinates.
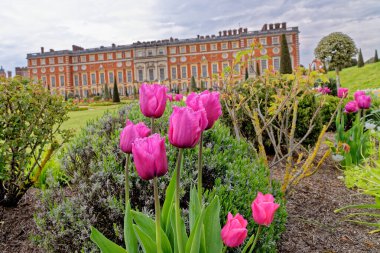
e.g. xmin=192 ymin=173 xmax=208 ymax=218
xmin=314 ymin=32 xmax=357 ymax=89
xmin=0 ymin=77 xmax=71 ymax=206
xmin=280 ymin=34 xmax=292 ymax=74
xmin=103 ymin=83 xmax=110 ymax=100
xmin=374 ymin=50 xmax=379 ymax=63
xmin=191 ymin=76 xmax=197 ymax=92
xmin=357 ymin=48 xmax=364 ymax=67
xmin=112 ymin=79 xmax=120 ymax=102
xmin=245 ymin=67 xmax=249 ymax=80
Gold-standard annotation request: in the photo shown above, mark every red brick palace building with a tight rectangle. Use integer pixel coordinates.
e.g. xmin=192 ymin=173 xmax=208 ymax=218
xmin=26 ymin=22 xmax=299 ymax=97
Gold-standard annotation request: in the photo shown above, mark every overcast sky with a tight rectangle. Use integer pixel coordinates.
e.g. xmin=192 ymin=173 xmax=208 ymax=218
xmin=1 ymin=0 xmax=379 ymax=72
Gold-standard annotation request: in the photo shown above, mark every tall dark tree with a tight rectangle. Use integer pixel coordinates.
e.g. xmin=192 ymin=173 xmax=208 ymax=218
xmin=374 ymin=49 xmax=379 ymax=63
xmin=112 ymin=79 xmax=120 ymax=102
xmin=245 ymin=67 xmax=249 ymax=80
xmin=103 ymin=83 xmax=110 ymax=100
xmin=280 ymin=34 xmax=292 ymax=74
xmin=256 ymin=62 xmax=261 ymax=76
xmin=357 ymin=48 xmax=364 ymax=67
xmin=191 ymin=76 xmax=197 ymax=92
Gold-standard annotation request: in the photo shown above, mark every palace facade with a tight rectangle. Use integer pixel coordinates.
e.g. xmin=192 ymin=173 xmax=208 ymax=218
xmin=26 ymin=22 xmax=299 ymax=97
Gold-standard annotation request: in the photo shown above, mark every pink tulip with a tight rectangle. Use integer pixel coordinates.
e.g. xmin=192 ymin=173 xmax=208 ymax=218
xmin=139 ymin=84 xmax=167 ymax=118
xmin=132 ymin=134 xmax=168 ymax=180
xmin=354 ymin=90 xmax=366 ymax=101
xmin=167 ymin=94 xmax=173 ymax=102
xmin=174 ymin=94 xmax=183 ymax=101
xmin=251 ymin=192 xmax=280 ymax=227
xmin=337 ymin=88 xmax=349 ymax=98
xmin=344 ymin=101 xmax=359 ymax=113
xmin=120 ymin=120 xmax=151 ymax=153
xmin=221 ymin=212 xmax=248 ymax=248
xmin=168 ymin=106 xmax=203 ymax=148
xmin=185 ymin=92 xmax=208 ymax=131
xmin=187 ymin=91 xmax=222 ymax=130
xmin=356 ymin=95 xmax=371 ymax=109
xmin=318 ymin=87 xmax=331 ymax=95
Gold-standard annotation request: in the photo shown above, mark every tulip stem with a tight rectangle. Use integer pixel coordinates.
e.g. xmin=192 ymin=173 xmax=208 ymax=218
xmin=153 ymin=177 xmax=162 ymax=253
xmin=125 ymin=153 xmax=130 ymax=208
xmin=197 ymin=132 xmax=203 ymax=203
xmin=175 ymin=148 xmax=184 ymax=253
xmin=222 ymin=246 xmax=227 ymax=253
xmin=248 ymin=225 xmax=262 ymax=253
xmin=151 ymin=118 xmax=155 ymax=134
xmin=241 ymin=231 xmax=255 ymax=253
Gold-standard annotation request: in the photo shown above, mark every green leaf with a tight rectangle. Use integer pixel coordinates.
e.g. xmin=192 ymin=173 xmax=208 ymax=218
xmin=185 ymin=209 xmax=205 ymax=253
xmin=90 ymin=226 xmax=127 ymax=253
xmin=162 ymin=170 xmax=177 ymax=232
xmin=131 ymin=210 xmax=173 ymax=253
xmin=170 ymin=203 xmax=188 ymax=252
xmin=124 ymin=201 xmax=138 ymax=253
xmin=203 ymin=196 xmax=223 ymax=253
xmin=133 ymin=225 xmax=157 ymax=253
xmin=189 ymin=187 xmax=201 ymax=232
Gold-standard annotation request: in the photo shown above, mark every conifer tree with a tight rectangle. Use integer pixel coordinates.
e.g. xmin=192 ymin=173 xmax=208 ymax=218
xmin=103 ymin=83 xmax=110 ymax=100
xmin=245 ymin=67 xmax=249 ymax=80
xmin=112 ymin=79 xmax=120 ymax=102
xmin=191 ymin=76 xmax=197 ymax=92
xmin=280 ymin=34 xmax=292 ymax=74
xmin=358 ymin=48 xmax=364 ymax=67
xmin=374 ymin=49 xmax=379 ymax=63
xmin=256 ymin=62 xmax=260 ymax=76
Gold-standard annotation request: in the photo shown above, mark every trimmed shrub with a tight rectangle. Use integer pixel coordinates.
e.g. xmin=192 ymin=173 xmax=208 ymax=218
xmin=34 ymin=103 xmax=286 ymax=252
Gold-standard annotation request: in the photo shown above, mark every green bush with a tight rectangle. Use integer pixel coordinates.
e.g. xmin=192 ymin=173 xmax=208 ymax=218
xmin=34 ymin=103 xmax=286 ymax=252
xmin=93 ymin=96 xmax=102 ymax=101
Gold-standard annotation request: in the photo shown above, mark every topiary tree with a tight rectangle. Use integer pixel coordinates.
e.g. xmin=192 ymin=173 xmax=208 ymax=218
xmin=314 ymin=32 xmax=357 ymax=89
xmin=374 ymin=49 xmax=379 ymax=63
xmin=245 ymin=67 xmax=249 ymax=80
xmin=112 ymin=79 xmax=120 ymax=103
xmin=0 ymin=77 xmax=71 ymax=206
xmin=357 ymin=48 xmax=364 ymax=68
xmin=191 ymin=76 xmax=197 ymax=92
xmin=103 ymin=83 xmax=110 ymax=100
xmin=280 ymin=34 xmax=292 ymax=74
xmin=256 ymin=62 xmax=261 ymax=76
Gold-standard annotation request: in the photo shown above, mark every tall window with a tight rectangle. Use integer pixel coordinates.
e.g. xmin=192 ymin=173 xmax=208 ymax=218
xmin=181 ymin=66 xmax=187 ymax=79
xmin=159 ymin=68 xmax=165 ymax=81
xmin=272 ymin=36 xmax=279 ymax=45
xmin=49 ymin=58 xmax=55 ymax=64
xmin=261 ymin=59 xmax=268 ymax=72
xmin=201 ymin=65 xmax=207 ymax=77
xmin=74 ymin=75 xmax=79 ymax=86
xmin=127 ymin=70 xmax=132 ymax=82
xmin=273 ymin=57 xmax=280 ymax=71
xmin=234 ymin=64 xmax=240 ymax=74
xmin=58 ymin=57 xmax=64 ymax=64
xmin=149 ymin=69 xmax=154 ymax=81
xmin=42 ymin=76 xmax=47 ymax=85
xmin=40 ymin=58 xmax=46 ymax=65
xmin=180 ymin=46 xmax=186 ymax=54
xmin=82 ymin=74 xmax=87 ymax=85
xmin=171 ymin=67 xmax=177 ymax=79
xmin=138 ymin=69 xmax=143 ymax=81
xmin=118 ymin=71 xmax=123 ymax=83
xmin=91 ymin=73 xmax=96 ymax=85
xmin=212 ymin=63 xmax=218 ymax=74
xmin=51 ymin=76 xmax=56 ymax=87
xmin=191 ymin=65 xmax=197 ymax=77
xmin=100 ymin=73 xmax=105 ymax=84
xmin=200 ymin=45 xmax=206 ymax=52
xmin=190 ymin=45 xmax=196 ymax=53
xmin=59 ymin=75 xmax=65 ymax=87
xmin=108 ymin=72 xmax=114 ymax=83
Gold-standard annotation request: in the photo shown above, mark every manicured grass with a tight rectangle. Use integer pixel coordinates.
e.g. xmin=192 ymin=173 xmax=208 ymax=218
xmin=328 ymin=62 xmax=380 ymax=94
xmin=61 ymin=104 xmax=124 ymax=133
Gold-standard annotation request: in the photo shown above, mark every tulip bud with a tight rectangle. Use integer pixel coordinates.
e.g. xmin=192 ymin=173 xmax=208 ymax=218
xmin=185 ymin=92 xmax=208 ymax=131
xmin=354 ymin=90 xmax=366 ymax=101
xmin=251 ymin=192 xmax=280 ymax=227
xmin=139 ymin=84 xmax=167 ymax=118
xmin=344 ymin=101 xmax=359 ymax=113
xmin=356 ymin=95 xmax=371 ymax=109
xmin=132 ymin=134 xmax=168 ymax=180
xmin=337 ymin=88 xmax=348 ymax=98
xmin=174 ymin=94 xmax=183 ymax=101
xmin=169 ymin=106 xmax=203 ymax=148
xmin=221 ymin=212 xmax=248 ymax=248
xmin=167 ymin=94 xmax=173 ymax=102
xmin=120 ymin=120 xmax=151 ymax=153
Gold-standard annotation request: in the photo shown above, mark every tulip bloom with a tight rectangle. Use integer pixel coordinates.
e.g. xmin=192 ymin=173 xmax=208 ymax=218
xmin=344 ymin=101 xmax=359 ymax=113
xmin=185 ymin=92 xmax=208 ymax=131
xmin=139 ymin=84 xmax=167 ymax=118
xmin=132 ymin=134 xmax=168 ymax=180
xmin=221 ymin=213 xmax=248 ymax=248
xmin=251 ymin=192 xmax=280 ymax=227
xmin=167 ymin=94 xmax=173 ymax=102
xmin=318 ymin=87 xmax=331 ymax=95
xmin=174 ymin=94 xmax=183 ymax=101
xmin=120 ymin=120 xmax=151 ymax=154
xmin=354 ymin=90 xmax=366 ymax=101
xmin=356 ymin=95 xmax=371 ymax=109
xmin=169 ymin=106 xmax=203 ymax=148
xmin=337 ymin=88 xmax=349 ymax=98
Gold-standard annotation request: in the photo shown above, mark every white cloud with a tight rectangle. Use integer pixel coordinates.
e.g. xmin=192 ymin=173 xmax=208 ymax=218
xmin=0 ymin=0 xmax=379 ymax=72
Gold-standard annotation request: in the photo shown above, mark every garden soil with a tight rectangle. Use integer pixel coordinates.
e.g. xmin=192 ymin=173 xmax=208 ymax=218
xmin=1 ymin=137 xmax=380 ymax=252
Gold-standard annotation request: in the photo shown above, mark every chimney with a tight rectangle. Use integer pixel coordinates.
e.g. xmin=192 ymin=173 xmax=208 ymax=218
xmin=233 ymin=29 xmax=237 ymax=35
xmin=206 ymin=35 xmax=210 ymax=39
xmin=282 ymin=22 xmax=287 ymax=29
xmin=228 ymin=30 xmax=232 ymax=36
xmin=223 ymin=30 xmax=227 ymax=36
xmin=219 ymin=31 xmax=222 ymax=36
xmin=238 ymin=28 xmax=243 ymax=34
xmin=275 ymin=23 xmax=281 ymax=29
xmin=261 ymin=24 xmax=268 ymax=31
xmin=112 ymin=43 xmax=116 ymax=48
xmin=170 ymin=37 xmax=173 ymax=42
xmin=244 ymin=28 xmax=248 ymax=33
xmin=7 ymin=71 xmax=12 ymax=78
xmin=197 ymin=35 xmax=200 ymax=39
xmin=41 ymin=47 xmax=44 ymax=53
xmin=49 ymin=49 xmax=54 ymax=52
xmin=269 ymin=24 xmax=274 ymax=30
xmin=211 ymin=34 xmax=216 ymax=38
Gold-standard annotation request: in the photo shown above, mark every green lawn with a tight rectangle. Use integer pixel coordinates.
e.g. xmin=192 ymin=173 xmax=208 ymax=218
xmin=61 ymin=104 xmax=125 ymax=133
xmin=328 ymin=62 xmax=380 ymax=93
